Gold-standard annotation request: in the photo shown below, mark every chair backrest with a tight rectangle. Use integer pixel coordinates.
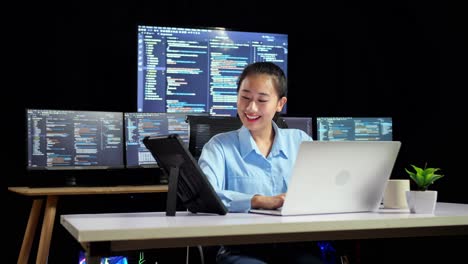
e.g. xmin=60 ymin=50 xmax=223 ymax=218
xmin=275 ymin=115 xmax=288 ymax=129
xmin=186 ymin=115 xmax=242 ymax=160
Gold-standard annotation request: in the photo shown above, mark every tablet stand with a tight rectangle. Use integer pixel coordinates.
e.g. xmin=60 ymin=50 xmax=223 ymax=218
xmin=166 ymin=166 xmax=179 ymax=216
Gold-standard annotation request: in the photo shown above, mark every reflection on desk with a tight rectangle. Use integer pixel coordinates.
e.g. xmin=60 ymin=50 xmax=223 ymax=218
xmin=61 ymin=202 xmax=468 ymax=261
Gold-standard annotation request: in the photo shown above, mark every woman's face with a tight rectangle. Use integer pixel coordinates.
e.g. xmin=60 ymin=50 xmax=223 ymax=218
xmin=237 ymin=74 xmax=286 ymax=134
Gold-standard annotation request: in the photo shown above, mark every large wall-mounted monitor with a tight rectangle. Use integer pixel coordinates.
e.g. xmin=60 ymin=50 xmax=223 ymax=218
xmin=124 ymin=112 xmax=206 ymax=168
xmin=27 ymin=109 xmax=124 ymax=170
xmin=282 ymin=117 xmax=313 ymax=137
xmin=317 ymin=117 xmax=393 ymax=141
xmin=137 ymin=25 xmax=288 ymax=116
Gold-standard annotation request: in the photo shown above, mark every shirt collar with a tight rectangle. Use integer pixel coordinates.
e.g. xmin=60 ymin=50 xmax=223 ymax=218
xmin=270 ymin=122 xmax=288 ymax=159
xmin=238 ymin=122 xmax=288 ymax=159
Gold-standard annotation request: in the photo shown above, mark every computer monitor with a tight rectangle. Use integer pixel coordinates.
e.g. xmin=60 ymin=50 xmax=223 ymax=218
xmin=124 ymin=112 xmax=206 ymax=168
xmin=143 ymin=134 xmax=228 ymax=216
xmin=27 ymin=109 xmax=124 ymax=186
xmin=137 ymin=25 xmax=288 ymax=116
xmin=282 ymin=117 xmax=313 ymax=137
xmin=316 ymin=117 xmax=393 ymax=141
xmin=27 ymin=109 xmax=124 ymax=170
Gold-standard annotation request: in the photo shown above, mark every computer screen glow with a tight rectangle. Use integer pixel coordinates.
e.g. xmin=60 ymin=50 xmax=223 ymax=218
xmin=137 ymin=25 xmax=288 ymax=116
xmin=317 ymin=117 xmax=393 ymax=141
xmin=125 ymin=112 xmax=205 ymax=168
xmin=27 ymin=109 xmax=124 ymax=170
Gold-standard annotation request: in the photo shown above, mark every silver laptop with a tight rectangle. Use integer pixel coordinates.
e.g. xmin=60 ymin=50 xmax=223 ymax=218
xmin=249 ymin=141 xmax=401 ymax=216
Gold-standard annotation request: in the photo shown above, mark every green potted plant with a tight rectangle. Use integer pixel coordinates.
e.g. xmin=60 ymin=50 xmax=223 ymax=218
xmin=404 ymin=163 xmax=444 ymax=213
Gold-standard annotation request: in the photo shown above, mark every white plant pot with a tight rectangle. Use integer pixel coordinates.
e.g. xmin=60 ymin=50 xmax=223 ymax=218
xmin=405 ymin=190 xmax=437 ymax=214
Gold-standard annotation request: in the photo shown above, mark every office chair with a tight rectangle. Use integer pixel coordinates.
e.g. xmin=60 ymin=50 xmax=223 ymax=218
xmin=186 ymin=115 xmax=243 ymax=160
xmin=273 ymin=113 xmax=288 ymax=129
xmin=184 ymin=115 xmax=241 ymax=264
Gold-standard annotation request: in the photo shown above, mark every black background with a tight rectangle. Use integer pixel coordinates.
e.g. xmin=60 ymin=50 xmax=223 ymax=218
xmin=8 ymin=1 xmax=467 ymax=263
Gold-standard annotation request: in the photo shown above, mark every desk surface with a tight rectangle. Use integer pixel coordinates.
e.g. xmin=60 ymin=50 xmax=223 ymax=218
xmin=61 ymin=202 xmax=468 ymax=252
xmin=8 ymin=185 xmax=168 ymax=196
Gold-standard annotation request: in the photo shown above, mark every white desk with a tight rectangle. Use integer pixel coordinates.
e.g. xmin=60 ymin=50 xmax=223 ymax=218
xmin=61 ymin=202 xmax=468 ymax=263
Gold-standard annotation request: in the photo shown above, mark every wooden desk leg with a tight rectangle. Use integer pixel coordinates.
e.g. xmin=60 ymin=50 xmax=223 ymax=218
xmin=17 ymin=199 xmax=44 ymax=264
xmin=36 ymin=195 xmax=58 ymax=264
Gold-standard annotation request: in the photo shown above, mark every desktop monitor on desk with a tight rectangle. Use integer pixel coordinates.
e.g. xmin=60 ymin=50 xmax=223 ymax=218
xmin=316 ymin=117 xmax=393 ymax=141
xmin=26 ymin=109 xmax=125 ymax=186
xmin=124 ymin=112 xmax=207 ymax=168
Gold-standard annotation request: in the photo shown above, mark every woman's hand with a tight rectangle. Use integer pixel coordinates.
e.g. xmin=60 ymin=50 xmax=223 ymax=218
xmin=251 ymin=193 xmax=286 ymax=209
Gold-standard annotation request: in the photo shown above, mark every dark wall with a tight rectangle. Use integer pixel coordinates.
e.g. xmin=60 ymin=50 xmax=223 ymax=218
xmin=9 ymin=1 xmax=467 ymax=262
xmin=12 ymin=1 xmax=467 ymax=197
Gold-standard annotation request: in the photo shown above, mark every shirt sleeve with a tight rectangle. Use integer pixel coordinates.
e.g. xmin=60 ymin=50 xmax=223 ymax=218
xmin=302 ymin=131 xmax=313 ymax=142
xmin=198 ymin=137 xmax=254 ymax=212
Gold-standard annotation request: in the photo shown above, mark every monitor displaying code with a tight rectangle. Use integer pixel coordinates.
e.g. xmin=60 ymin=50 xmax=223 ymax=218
xmin=137 ymin=25 xmax=288 ymax=116
xmin=317 ymin=117 xmax=393 ymax=141
xmin=125 ymin=112 xmax=206 ymax=168
xmin=27 ymin=109 xmax=124 ymax=170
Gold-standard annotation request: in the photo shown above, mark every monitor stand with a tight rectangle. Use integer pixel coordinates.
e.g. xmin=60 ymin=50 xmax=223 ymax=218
xmin=166 ymin=166 xmax=179 ymax=216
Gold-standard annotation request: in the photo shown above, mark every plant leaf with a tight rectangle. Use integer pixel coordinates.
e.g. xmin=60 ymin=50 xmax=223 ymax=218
xmin=406 ymin=164 xmax=443 ymax=190
xmin=429 ymin=174 xmax=444 ymax=184
xmin=411 ymin=165 xmax=424 ymax=175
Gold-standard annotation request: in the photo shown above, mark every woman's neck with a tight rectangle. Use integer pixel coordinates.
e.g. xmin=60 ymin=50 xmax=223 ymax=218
xmin=251 ymin=126 xmax=275 ymax=157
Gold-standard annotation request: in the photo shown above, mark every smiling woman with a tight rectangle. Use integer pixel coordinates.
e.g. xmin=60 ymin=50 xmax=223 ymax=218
xmin=198 ymin=62 xmax=322 ymax=263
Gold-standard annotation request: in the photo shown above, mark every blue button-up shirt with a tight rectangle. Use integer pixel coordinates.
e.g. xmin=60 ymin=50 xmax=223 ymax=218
xmin=198 ymin=122 xmax=312 ymax=212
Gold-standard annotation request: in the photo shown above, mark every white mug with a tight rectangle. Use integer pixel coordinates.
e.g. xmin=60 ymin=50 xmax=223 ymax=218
xmin=383 ymin=179 xmax=410 ymax=209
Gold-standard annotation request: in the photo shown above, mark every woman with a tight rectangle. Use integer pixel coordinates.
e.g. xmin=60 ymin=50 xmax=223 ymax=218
xmin=199 ymin=62 xmax=322 ymax=264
